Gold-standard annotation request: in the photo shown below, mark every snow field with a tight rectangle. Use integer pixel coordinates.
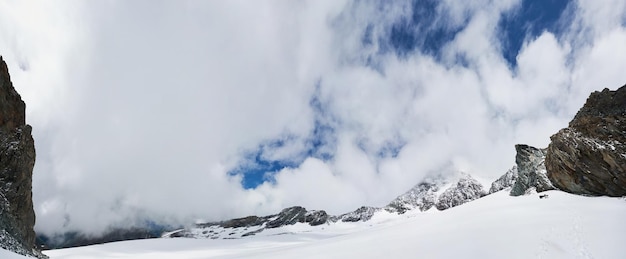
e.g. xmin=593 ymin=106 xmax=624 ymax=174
xmin=39 ymin=190 xmax=626 ymax=259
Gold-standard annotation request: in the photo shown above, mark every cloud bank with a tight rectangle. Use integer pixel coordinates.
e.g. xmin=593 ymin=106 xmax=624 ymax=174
xmin=0 ymin=0 xmax=625 ymax=235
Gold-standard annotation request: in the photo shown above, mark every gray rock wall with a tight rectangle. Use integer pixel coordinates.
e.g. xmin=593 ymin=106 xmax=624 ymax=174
xmin=510 ymin=145 xmax=555 ymax=196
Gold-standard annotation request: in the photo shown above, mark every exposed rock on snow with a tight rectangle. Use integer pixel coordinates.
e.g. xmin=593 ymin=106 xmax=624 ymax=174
xmin=168 ymin=206 xmax=333 ymax=238
xmin=385 ymin=175 xmax=446 ymax=214
xmin=304 ymin=210 xmax=329 ymax=226
xmin=266 ymin=207 xmax=315 ymax=228
xmin=435 ymin=174 xmax=486 ymax=210
xmin=0 ymin=56 xmax=45 ymax=258
xmin=169 ymin=174 xmax=494 ymax=240
xmin=488 ymin=166 xmax=518 ymax=194
xmin=546 ymin=85 xmax=626 ymax=196
xmin=510 ymin=145 xmax=555 ymax=196
xmin=335 ymin=206 xmax=380 ymax=222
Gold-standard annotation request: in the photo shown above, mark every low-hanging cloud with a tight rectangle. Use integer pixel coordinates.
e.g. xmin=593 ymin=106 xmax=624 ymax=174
xmin=0 ymin=0 xmax=625 ymax=235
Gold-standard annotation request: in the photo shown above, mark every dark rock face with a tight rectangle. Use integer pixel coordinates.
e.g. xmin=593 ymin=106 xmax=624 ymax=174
xmin=266 ymin=206 xmax=309 ymax=228
xmin=546 ymin=85 xmax=626 ymax=196
xmin=217 ymin=216 xmax=266 ymax=229
xmin=0 ymin=58 xmax=26 ymax=132
xmin=385 ymin=176 xmax=445 ymax=213
xmin=304 ymin=210 xmax=329 ymax=226
xmin=172 ymin=206 xmax=332 ymax=238
xmin=489 ymin=166 xmax=518 ymax=194
xmin=435 ymin=174 xmax=486 ymax=210
xmin=0 ymin=56 xmax=44 ymax=257
xmin=336 ymin=206 xmax=380 ymax=222
xmin=510 ymin=145 xmax=555 ymax=196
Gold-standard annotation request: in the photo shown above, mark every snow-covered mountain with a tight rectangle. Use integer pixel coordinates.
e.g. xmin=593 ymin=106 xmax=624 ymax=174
xmin=43 ymin=190 xmax=626 ymax=259
xmin=489 ymin=165 xmax=518 ymax=194
xmin=164 ymin=173 xmax=490 ymax=240
xmin=384 ymin=175 xmax=445 ymax=213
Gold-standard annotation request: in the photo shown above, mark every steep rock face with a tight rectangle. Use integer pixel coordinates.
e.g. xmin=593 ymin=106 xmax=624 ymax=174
xmin=0 ymin=56 xmax=43 ymax=257
xmin=435 ymin=174 xmax=486 ymax=210
xmin=385 ymin=176 xmax=445 ymax=213
xmin=335 ymin=206 xmax=380 ymax=222
xmin=304 ymin=210 xmax=329 ymax=226
xmin=510 ymin=145 xmax=555 ymax=196
xmin=265 ymin=206 xmax=309 ymax=228
xmin=489 ymin=166 xmax=518 ymax=194
xmin=546 ymin=85 xmax=626 ymax=196
xmin=0 ymin=58 xmax=25 ymax=132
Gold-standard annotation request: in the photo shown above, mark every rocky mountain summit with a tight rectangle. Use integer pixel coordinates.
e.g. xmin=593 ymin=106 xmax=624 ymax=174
xmin=546 ymin=85 xmax=626 ymax=196
xmin=386 ymin=173 xmax=487 ymax=213
xmin=435 ymin=174 xmax=486 ymax=210
xmin=0 ymin=56 xmax=45 ymax=258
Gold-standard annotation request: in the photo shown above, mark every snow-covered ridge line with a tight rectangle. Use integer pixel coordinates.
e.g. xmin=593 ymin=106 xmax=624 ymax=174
xmin=166 ymin=173 xmax=491 ymax=239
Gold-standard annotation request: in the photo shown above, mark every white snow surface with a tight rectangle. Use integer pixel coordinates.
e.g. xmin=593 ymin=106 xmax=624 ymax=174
xmin=0 ymin=249 xmax=30 ymax=259
xmin=43 ymin=191 xmax=626 ymax=259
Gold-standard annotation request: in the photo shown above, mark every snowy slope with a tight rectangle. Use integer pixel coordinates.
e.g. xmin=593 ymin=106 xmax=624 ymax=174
xmin=45 ymin=191 xmax=626 ymax=259
xmin=0 ymin=248 xmax=30 ymax=259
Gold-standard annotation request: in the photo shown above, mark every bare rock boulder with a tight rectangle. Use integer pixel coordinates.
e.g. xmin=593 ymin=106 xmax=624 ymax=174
xmin=545 ymin=85 xmax=626 ymax=196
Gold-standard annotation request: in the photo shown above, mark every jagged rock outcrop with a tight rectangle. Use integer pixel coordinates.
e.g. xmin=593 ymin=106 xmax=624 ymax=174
xmin=385 ymin=176 xmax=445 ymax=213
xmin=0 ymin=56 xmax=45 ymax=258
xmin=166 ymin=173 xmax=500 ymax=240
xmin=510 ymin=145 xmax=555 ymax=196
xmin=304 ymin=210 xmax=329 ymax=226
xmin=435 ymin=174 xmax=486 ymax=210
xmin=211 ymin=206 xmax=329 ymax=229
xmin=265 ymin=207 xmax=313 ymax=228
xmin=489 ymin=166 xmax=518 ymax=194
xmin=169 ymin=206 xmax=332 ymax=238
xmin=546 ymin=85 xmax=626 ymax=196
xmin=335 ymin=206 xmax=380 ymax=222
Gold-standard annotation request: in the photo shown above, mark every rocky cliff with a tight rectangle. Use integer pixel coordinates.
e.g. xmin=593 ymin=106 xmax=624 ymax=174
xmin=546 ymin=85 xmax=626 ymax=196
xmin=509 ymin=144 xmax=555 ymax=196
xmin=0 ymin=56 xmax=45 ymax=257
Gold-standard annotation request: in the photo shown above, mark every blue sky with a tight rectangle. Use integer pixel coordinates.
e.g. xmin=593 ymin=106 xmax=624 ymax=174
xmin=1 ymin=0 xmax=625 ymax=235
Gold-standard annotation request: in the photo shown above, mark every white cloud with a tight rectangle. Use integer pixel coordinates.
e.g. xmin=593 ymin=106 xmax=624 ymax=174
xmin=0 ymin=0 xmax=624 ymax=235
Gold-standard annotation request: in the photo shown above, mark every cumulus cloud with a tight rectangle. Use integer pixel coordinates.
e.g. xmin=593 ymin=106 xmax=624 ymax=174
xmin=0 ymin=0 xmax=624 ymax=235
